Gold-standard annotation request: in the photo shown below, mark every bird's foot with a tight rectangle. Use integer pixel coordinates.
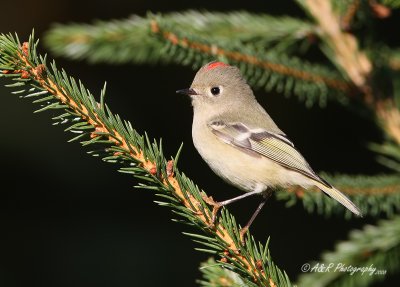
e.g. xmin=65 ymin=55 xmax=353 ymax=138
xmin=239 ymin=227 xmax=249 ymax=245
xmin=201 ymin=193 xmax=222 ymax=228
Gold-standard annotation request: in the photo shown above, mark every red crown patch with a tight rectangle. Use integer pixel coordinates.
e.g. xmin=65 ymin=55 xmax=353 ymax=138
xmin=206 ymin=62 xmax=229 ymax=70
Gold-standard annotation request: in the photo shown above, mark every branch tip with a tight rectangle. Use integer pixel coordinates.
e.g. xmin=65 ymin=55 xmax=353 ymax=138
xmin=21 ymin=42 xmax=29 ymax=57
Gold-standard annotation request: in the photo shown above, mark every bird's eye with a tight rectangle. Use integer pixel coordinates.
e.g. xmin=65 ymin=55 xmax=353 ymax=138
xmin=210 ymin=87 xmax=220 ymax=96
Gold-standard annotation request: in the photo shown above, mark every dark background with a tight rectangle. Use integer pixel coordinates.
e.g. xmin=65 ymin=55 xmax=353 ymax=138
xmin=0 ymin=1 xmax=398 ymax=286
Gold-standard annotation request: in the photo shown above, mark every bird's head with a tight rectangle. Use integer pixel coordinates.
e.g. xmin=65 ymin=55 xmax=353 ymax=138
xmin=176 ymin=61 xmax=255 ymax=114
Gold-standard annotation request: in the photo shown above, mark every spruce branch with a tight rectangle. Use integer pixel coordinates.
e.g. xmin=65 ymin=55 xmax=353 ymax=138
xmin=44 ymin=11 xmax=316 ymax=63
xmin=298 ymin=0 xmax=372 ymax=94
xmin=277 ymin=174 xmax=400 ymax=218
xmin=44 ymin=11 xmax=353 ymax=107
xmin=297 ymin=216 xmax=400 ymax=287
xmin=0 ymin=32 xmax=292 ymax=287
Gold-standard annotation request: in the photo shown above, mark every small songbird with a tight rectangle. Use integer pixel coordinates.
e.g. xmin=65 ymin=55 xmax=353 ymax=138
xmin=177 ymin=61 xmax=362 ymax=235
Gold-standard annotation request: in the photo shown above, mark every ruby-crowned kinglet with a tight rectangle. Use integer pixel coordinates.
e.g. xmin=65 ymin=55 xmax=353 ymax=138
xmin=177 ymin=62 xmax=362 ymax=232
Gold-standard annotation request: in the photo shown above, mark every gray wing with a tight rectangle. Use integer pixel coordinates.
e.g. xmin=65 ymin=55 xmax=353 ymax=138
xmin=208 ymin=120 xmax=331 ymax=188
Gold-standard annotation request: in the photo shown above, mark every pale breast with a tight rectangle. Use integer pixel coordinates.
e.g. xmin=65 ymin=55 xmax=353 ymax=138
xmin=192 ymin=123 xmax=309 ymax=192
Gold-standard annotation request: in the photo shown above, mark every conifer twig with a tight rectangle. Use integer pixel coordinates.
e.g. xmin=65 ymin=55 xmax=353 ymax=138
xmin=299 ymin=0 xmax=372 ymax=98
xmin=44 ymin=11 xmax=316 ymax=62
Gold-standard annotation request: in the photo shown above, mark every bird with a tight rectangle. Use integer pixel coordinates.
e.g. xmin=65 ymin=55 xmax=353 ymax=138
xmin=176 ymin=61 xmax=362 ymax=237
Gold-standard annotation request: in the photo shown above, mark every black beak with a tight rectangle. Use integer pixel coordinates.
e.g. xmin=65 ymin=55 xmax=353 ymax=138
xmin=176 ymin=88 xmax=198 ymax=96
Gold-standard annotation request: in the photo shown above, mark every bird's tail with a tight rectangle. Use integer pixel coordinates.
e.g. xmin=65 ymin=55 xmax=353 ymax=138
xmin=314 ymin=182 xmax=362 ymax=217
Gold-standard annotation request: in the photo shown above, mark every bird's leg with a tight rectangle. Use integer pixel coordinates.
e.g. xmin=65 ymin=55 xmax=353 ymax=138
xmin=202 ymin=189 xmax=262 ymax=227
xmin=239 ymin=189 xmax=273 ymax=244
